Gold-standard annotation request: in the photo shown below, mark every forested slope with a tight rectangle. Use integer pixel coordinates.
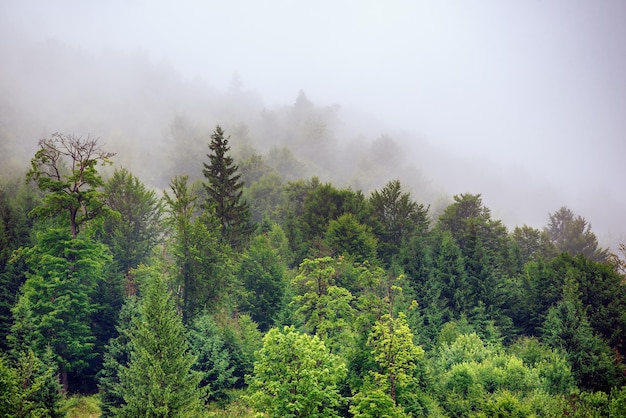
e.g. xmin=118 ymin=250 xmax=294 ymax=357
xmin=1 ymin=125 xmax=625 ymax=417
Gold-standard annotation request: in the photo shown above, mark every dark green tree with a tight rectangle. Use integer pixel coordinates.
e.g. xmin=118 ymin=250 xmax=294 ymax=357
xmin=165 ymin=175 xmax=233 ymax=323
xmin=237 ymin=233 xmax=288 ymax=331
xmin=202 ymin=125 xmax=253 ymax=250
xmin=437 ymin=194 xmax=516 ymax=335
xmin=188 ymin=314 xmax=237 ymax=402
xmin=300 ymin=182 xmax=367 ymax=248
xmin=100 ymin=167 xmax=164 ymax=276
xmin=115 ymin=264 xmax=204 ymax=417
xmin=542 ymin=277 xmax=621 ymax=391
xmin=98 ymin=296 xmax=139 ymax=418
xmin=511 ymin=225 xmax=556 ymax=264
xmin=368 ymin=180 xmax=429 ymax=266
xmin=324 ymin=213 xmax=378 ymax=264
xmin=10 ymin=229 xmax=111 ymax=392
xmin=243 ymin=172 xmax=286 ymax=224
xmin=0 ymin=179 xmax=38 ymax=351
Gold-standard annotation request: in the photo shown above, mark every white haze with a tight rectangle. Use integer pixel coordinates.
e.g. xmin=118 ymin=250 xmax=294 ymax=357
xmin=1 ymin=0 xmax=625 ymax=249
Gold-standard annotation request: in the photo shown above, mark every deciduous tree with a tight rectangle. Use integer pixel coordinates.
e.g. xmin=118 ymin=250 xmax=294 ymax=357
xmin=247 ymin=325 xmax=346 ymax=418
xmin=26 ymin=132 xmax=115 ymax=238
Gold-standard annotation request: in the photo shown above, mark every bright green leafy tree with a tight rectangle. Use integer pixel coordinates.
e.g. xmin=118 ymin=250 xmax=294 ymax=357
xmin=368 ymin=312 xmax=424 ymax=406
xmin=247 ymin=325 xmax=347 ymax=418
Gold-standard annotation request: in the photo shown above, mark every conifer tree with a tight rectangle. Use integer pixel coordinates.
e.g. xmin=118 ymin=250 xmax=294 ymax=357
xmin=202 ymin=125 xmax=253 ymax=250
xmin=165 ymin=175 xmax=233 ymax=323
xmin=10 ymin=229 xmax=110 ymax=392
xmin=115 ymin=265 xmax=204 ymax=417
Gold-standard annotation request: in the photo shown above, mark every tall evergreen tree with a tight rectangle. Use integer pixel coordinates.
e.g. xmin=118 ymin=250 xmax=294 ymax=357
xmin=115 ymin=264 xmax=204 ymax=417
xmin=368 ymin=180 xmax=429 ymax=266
xmin=202 ymin=125 xmax=253 ymax=250
xmin=165 ymin=176 xmax=233 ymax=323
xmin=100 ymin=167 xmax=164 ymax=276
xmin=0 ymin=179 xmax=38 ymax=351
xmin=10 ymin=229 xmax=111 ymax=392
xmin=542 ymin=277 xmax=621 ymax=391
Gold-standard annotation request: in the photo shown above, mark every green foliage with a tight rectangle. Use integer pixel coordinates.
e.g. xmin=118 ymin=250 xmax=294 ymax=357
xmin=61 ymin=394 xmax=101 ymax=418
xmin=433 ymin=333 xmax=573 ymax=417
xmin=349 ymin=389 xmax=409 ymax=418
xmin=0 ymin=179 xmax=38 ymax=351
xmin=436 ymin=194 xmax=517 ymax=336
xmin=115 ymin=264 xmax=204 ymax=417
xmin=511 ymin=225 xmax=555 ymax=264
xmin=237 ymin=233 xmax=288 ymax=331
xmin=189 ymin=314 xmax=237 ymax=402
xmin=216 ymin=313 xmax=262 ymax=389
xmin=0 ymin=348 xmax=63 ymax=418
xmin=291 ymin=257 xmax=358 ymax=356
xmin=98 ymin=297 xmax=139 ymax=417
xmin=368 ymin=312 xmax=424 ymax=405
xmin=10 ymin=228 xmax=111 ymax=390
xmin=507 ymin=337 xmax=575 ymax=394
xmin=100 ymin=167 xmax=164 ymax=275
xmin=368 ymin=179 xmax=429 ymax=266
xmin=26 ymin=132 xmax=115 ymax=238
xmin=545 ymin=206 xmax=609 ymax=262
xmin=324 ymin=213 xmax=378 ymax=263
xmin=202 ymin=125 xmax=254 ymax=250
xmin=247 ymin=325 xmax=347 ymax=418
xmin=541 ymin=277 xmax=621 ymax=391
xmin=165 ymin=175 xmax=234 ymax=323
xmin=294 ymin=180 xmax=367 ymax=259
xmin=243 ymin=172 xmax=286 ymax=224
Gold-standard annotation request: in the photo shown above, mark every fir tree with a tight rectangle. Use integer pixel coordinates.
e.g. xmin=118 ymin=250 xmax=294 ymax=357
xmin=115 ymin=265 xmax=204 ymax=417
xmin=202 ymin=125 xmax=253 ymax=250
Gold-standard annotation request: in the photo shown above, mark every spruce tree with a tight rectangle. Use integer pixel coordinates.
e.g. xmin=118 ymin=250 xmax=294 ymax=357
xmin=115 ymin=264 xmax=204 ymax=417
xmin=202 ymin=125 xmax=253 ymax=250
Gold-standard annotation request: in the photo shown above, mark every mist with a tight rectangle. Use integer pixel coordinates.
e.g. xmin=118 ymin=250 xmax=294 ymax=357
xmin=1 ymin=0 xmax=625 ymax=249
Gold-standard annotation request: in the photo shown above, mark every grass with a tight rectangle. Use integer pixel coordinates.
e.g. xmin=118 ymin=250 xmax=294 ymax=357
xmin=60 ymin=394 xmax=101 ymax=418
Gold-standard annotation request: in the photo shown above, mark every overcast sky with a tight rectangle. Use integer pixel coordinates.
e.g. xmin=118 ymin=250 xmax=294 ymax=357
xmin=2 ymin=0 xmax=625 ymax=245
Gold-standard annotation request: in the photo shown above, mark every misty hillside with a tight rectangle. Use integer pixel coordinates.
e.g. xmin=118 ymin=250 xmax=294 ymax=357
xmin=0 ymin=32 xmax=623 ymax=249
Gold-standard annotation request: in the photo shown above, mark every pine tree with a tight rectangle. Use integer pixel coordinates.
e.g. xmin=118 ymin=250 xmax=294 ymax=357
xmin=115 ymin=265 xmax=204 ymax=417
xmin=202 ymin=125 xmax=253 ymax=250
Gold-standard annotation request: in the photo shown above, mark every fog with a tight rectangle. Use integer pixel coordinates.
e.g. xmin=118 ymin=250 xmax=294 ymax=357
xmin=1 ymin=0 xmax=625 ymax=249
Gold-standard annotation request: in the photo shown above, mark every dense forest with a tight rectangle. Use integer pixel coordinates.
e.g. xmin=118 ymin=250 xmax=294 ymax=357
xmin=1 ymin=117 xmax=625 ymax=417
